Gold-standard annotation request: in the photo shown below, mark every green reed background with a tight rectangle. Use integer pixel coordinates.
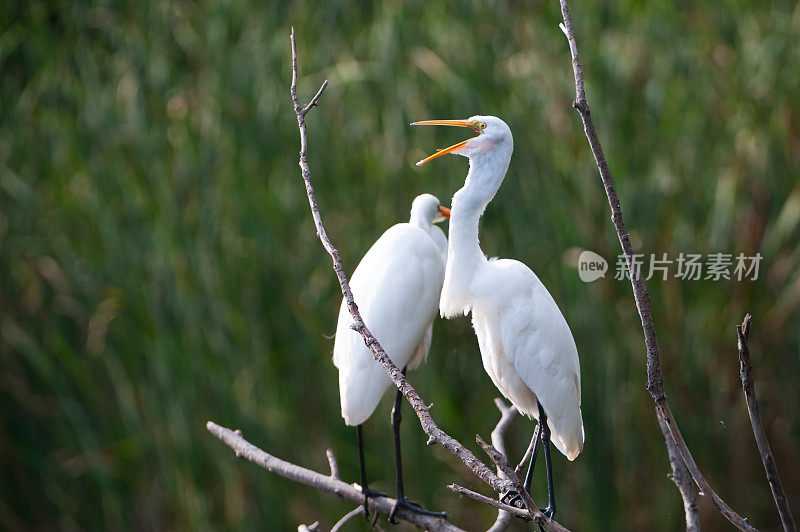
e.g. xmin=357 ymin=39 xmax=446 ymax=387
xmin=2 ymin=1 xmax=799 ymax=530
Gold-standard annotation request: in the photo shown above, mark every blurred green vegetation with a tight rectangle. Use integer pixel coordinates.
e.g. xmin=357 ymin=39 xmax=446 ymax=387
xmin=2 ymin=0 xmax=799 ymax=530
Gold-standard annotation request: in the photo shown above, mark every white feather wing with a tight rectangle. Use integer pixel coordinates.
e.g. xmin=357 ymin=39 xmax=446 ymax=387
xmin=477 ymin=259 xmax=584 ymax=460
xmin=333 ymin=223 xmax=445 ymax=426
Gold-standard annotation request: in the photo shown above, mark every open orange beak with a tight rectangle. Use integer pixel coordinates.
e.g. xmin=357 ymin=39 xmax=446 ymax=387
xmin=411 ymin=119 xmax=482 ymax=166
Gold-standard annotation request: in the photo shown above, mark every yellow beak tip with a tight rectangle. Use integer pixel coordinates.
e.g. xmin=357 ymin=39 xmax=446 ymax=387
xmin=415 ymin=160 xmax=425 ymax=166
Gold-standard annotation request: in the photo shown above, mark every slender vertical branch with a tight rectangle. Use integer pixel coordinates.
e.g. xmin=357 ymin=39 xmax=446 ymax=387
xmin=737 ymin=315 xmax=797 ymax=532
xmin=556 ymin=5 xmax=756 ymax=531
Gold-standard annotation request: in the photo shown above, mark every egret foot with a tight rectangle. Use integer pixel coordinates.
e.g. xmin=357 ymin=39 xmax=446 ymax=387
xmin=500 ymin=490 xmax=521 ymax=508
xmin=388 ymin=498 xmax=447 ymax=524
xmin=500 ymin=491 xmax=541 ymax=522
xmin=359 ymin=486 xmax=388 ymax=521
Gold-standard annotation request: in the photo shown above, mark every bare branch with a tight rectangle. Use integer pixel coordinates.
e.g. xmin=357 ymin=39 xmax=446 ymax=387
xmin=449 ymin=484 xmax=530 ymax=520
xmin=737 ymin=315 xmax=797 ymax=532
xmin=476 ymin=436 xmax=568 ymax=532
xmin=290 ymin=27 xmax=521 ymax=497
xmin=330 ymin=506 xmax=365 ymax=532
xmin=488 ymin=399 xmax=518 ymax=531
xmin=556 ymin=4 xmax=756 ymax=531
xmin=515 ymin=432 xmax=536 ymax=477
xmin=657 ymin=408 xmax=700 ymax=531
xmin=326 ymin=449 xmax=340 ymax=480
xmin=207 ymin=421 xmax=463 ymax=531
xmin=477 ymin=436 xmax=539 ymax=524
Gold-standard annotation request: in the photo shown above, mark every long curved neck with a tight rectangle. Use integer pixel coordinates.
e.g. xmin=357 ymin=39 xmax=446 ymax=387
xmin=448 ymin=156 xmax=507 ymax=267
xmin=448 ymin=185 xmax=487 ymax=270
xmin=441 ymin=156 xmax=508 ymax=316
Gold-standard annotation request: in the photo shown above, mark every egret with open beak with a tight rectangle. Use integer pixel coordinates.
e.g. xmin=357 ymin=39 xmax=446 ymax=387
xmin=412 ymin=116 xmax=585 ymax=522
xmin=410 ymin=119 xmax=486 ymax=166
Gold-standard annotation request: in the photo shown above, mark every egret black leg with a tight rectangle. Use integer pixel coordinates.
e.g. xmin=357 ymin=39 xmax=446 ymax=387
xmin=524 ymin=423 xmax=542 ymax=493
xmin=538 ymin=402 xmax=556 ymax=519
xmin=356 ymin=424 xmax=386 ymax=520
xmin=390 ymin=378 xmax=407 ymax=519
xmin=502 ymin=404 xmax=556 ymax=528
xmin=387 ymin=367 xmax=447 ymax=523
xmin=501 ymin=421 xmax=541 ymax=520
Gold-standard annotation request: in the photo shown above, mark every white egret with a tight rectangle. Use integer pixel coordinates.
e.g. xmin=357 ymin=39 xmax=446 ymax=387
xmin=412 ymin=116 xmax=584 ymax=518
xmin=333 ymin=193 xmax=449 ymax=521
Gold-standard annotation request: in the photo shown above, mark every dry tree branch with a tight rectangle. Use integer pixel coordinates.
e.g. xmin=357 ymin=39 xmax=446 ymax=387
xmin=206 ymin=422 xmax=465 ymax=532
xmin=330 ymin=506 xmax=365 ymax=532
xmin=737 ymin=315 xmax=797 ymax=532
xmin=475 ymin=436 xmax=568 ymax=531
xmin=657 ymin=408 xmax=701 ymax=531
xmin=515 ymin=435 xmax=536 ymax=478
xmin=488 ymin=399 xmax=518 ymax=531
xmin=477 ymin=436 xmax=539 ymax=523
xmin=289 ymin=27 xmax=576 ymax=531
xmin=325 ymin=448 xmax=340 ymax=480
xmin=556 ymin=4 xmax=757 ymax=531
xmin=449 ymin=483 xmax=530 ymax=520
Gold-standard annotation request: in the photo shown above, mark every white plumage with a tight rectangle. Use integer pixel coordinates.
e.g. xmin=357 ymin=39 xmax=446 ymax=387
xmin=466 ymin=259 xmax=583 ymax=459
xmin=333 ymin=193 xmax=448 ymax=426
xmin=414 ymin=116 xmax=584 ymax=461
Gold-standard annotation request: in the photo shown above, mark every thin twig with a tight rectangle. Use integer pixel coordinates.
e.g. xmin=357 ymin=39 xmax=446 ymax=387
xmin=480 ymin=436 xmax=571 ymax=532
xmin=737 ymin=315 xmax=797 ymax=532
xmin=476 ymin=436 xmax=538 ymax=521
xmin=449 ymin=484 xmax=530 ymax=520
xmin=556 ymin=7 xmax=757 ymax=531
xmin=489 ymin=399 xmax=518 ymax=531
xmin=326 ymin=449 xmax=340 ymax=480
xmin=206 ymin=421 xmax=462 ymax=531
xmin=291 ymin=27 xmax=517 ymax=497
xmin=515 ymin=431 xmax=536 ymax=477
xmin=331 ymin=506 xmax=365 ymax=532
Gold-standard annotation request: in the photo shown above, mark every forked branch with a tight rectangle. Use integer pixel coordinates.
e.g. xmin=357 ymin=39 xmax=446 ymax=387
xmin=206 ymin=422 xmax=463 ymax=531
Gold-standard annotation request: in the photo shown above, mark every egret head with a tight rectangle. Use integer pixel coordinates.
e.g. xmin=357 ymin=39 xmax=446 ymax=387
xmin=411 ymin=115 xmax=512 ymax=166
xmin=410 ymin=193 xmax=451 ymax=226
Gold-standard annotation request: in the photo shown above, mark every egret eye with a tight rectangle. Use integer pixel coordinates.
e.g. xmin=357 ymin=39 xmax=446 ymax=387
xmin=480 ymin=123 xmax=487 ymax=129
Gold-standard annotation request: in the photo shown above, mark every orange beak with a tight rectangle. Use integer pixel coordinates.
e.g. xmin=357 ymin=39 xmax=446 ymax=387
xmin=438 ymin=206 xmax=451 ymax=219
xmin=411 ymin=119 xmax=482 ymax=166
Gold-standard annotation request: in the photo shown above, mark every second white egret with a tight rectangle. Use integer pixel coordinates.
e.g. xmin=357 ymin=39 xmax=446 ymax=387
xmin=333 ymin=193 xmax=449 ymax=521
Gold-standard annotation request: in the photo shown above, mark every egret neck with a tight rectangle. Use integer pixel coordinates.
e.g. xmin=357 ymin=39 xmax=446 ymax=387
xmin=441 ymin=142 xmax=513 ymax=318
